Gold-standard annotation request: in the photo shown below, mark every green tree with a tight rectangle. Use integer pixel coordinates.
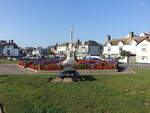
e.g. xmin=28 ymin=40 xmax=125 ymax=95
xmin=120 ymin=50 xmax=135 ymax=57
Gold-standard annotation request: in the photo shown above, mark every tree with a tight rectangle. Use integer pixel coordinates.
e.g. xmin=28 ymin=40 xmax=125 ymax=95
xmin=41 ymin=48 xmax=55 ymax=57
xmin=120 ymin=50 xmax=135 ymax=57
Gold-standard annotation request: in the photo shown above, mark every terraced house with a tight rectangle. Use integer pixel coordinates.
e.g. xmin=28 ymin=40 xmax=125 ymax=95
xmin=103 ymin=32 xmax=149 ymax=59
xmin=136 ymin=37 xmax=150 ymax=63
xmin=0 ymin=40 xmax=19 ymax=57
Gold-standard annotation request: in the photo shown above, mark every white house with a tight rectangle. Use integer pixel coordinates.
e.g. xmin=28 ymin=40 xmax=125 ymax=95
xmin=136 ymin=38 xmax=150 ymax=63
xmin=32 ymin=47 xmax=44 ymax=57
xmin=56 ymin=40 xmax=103 ymax=59
xmin=103 ymin=32 xmax=144 ymax=58
xmin=0 ymin=40 xmax=19 ymax=57
xmin=56 ymin=42 xmax=69 ymax=56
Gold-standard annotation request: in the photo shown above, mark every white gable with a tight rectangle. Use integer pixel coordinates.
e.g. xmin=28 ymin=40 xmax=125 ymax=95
xmin=118 ymin=41 xmax=124 ymax=46
xmin=106 ymin=42 xmax=111 ymax=47
xmin=130 ymin=40 xmax=137 ymax=45
xmin=137 ymin=39 xmax=150 ymax=47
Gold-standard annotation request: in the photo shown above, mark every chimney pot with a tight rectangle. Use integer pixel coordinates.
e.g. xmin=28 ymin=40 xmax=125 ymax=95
xmin=107 ymin=35 xmax=111 ymax=41
xmin=128 ymin=32 xmax=134 ymax=38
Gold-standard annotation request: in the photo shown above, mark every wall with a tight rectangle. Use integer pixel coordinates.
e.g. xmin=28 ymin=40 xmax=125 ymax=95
xmin=103 ymin=45 xmax=120 ymax=58
xmin=3 ymin=45 xmax=19 ymax=56
xmin=136 ymin=40 xmax=150 ymax=63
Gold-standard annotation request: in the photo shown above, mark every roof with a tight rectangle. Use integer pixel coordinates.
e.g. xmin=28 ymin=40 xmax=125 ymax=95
xmin=58 ymin=42 xmax=69 ymax=46
xmin=84 ymin=40 xmax=102 ymax=46
xmin=104 ymin=34 xmax=150 ymax=46
xmin=0 ymin=42 xmax=19 ymax=49
xmin=137 ymin=38 xmax=150 ymax=45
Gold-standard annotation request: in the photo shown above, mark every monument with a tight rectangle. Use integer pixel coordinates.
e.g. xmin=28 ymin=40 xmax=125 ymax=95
xmin=62 ymin=25 xmax=76 ymax=65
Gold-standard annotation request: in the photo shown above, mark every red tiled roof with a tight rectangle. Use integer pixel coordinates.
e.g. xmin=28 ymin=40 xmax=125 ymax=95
xmin=104 ymin=34 xmax=150 ymax=46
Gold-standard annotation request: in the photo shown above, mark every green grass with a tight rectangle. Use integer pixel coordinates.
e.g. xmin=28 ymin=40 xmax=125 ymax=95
xmin=0 ymin=59 xmax=19 ymax=64
xmin=0 ymin=69 xmax=150 ymax=113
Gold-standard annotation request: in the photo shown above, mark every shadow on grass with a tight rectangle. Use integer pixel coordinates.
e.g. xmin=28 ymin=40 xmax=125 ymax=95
xmin=0 ymin=104 xmax=4 ymax=113
xmin=0 ymin=75 xmax=10 ymax=78
xmin=48 ymin=75 xmax=97 ymax=83
xmin=118 ymin=66 xmax=126 ymax=72
xmin=80 ymin=75 xmax=97 ymax=81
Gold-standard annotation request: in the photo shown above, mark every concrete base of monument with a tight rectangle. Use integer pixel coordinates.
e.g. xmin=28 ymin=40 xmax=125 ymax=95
xmin=48 ymin=75 xmax=96 ymax=83
xmin=61 ymin=58 xmax=76 ymax=65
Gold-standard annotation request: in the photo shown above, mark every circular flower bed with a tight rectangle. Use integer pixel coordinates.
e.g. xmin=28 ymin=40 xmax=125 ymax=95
xmin=18 ymin=58 xmax=118 ymax=71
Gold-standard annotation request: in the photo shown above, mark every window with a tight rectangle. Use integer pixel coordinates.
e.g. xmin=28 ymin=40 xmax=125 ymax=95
xmin=7 ymin=50 xmax=10 ymax=56
xmin=119 ymin=47 xmax=122 ymax=51
xmin=108 ymin=47 xmax=111 ymax=51
xmin=142 ymin=56 xmax=145 ymax=60
xmin=141 ymin=56 xmax=147 ymax=60
xmin=141 ymin=48 xmax=147 ymax=52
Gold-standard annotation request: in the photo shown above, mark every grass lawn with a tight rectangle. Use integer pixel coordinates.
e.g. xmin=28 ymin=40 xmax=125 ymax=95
xmin=0 ymin=59 xmax=19 ymax=64
xmin=0 ymin=69 xmax=150 ymax=113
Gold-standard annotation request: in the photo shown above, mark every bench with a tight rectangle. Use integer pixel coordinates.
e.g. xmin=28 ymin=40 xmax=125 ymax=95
xmin=59 ymin=67 xmax=80 ymax=78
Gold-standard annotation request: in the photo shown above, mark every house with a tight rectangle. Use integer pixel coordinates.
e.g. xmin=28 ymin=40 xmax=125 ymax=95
xmin=56 ymin=40 xmax=103 ymax=59
xmin=0 ymin=40 xmax=19 ymax=57
xmin=32 ymin=47 xmax=44 ymax=57
xmin=136 ymin=38 xmax=150 ymax=63
xmin=56 ymin=42 xmax=70 ymax=56
xmin=47 ymin=44 xmax=57 ymax=55
xmin=103 ymin=32 xmax=145 ymax=58
xmin=76 ymin=40 xmax=103 ymax=59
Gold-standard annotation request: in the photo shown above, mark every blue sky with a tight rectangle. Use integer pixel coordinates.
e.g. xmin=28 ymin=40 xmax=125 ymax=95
xmin=0 ymin=0 xmax=150 ymax=47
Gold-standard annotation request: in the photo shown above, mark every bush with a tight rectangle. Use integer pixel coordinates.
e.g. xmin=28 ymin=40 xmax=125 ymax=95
xmin=74 ymin=64 xmax=88 ymax=70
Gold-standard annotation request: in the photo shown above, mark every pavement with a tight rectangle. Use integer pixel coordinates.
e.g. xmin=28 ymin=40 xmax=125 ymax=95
xmin=0 ymin=64 xmax=35 ymax=75
xmin=119 ymin=63 xmax=150 ymax=69
xmin=0 ymin=63 xmax=136 ymax=75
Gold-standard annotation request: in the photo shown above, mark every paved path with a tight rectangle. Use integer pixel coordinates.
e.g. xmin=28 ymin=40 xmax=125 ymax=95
xmin=0 ymin=64 xmax=136 ymax=75
xmin=119 ymin=64 xmax=150 ymax=70
xmin=0 ymin=64 xmax=35 ymax=75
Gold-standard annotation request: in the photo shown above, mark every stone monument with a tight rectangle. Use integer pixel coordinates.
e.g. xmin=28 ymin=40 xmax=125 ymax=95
xmin=62 ymin=25 xmax=76 ymax=65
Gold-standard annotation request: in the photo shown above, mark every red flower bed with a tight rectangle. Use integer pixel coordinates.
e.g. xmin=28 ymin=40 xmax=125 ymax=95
xmin=94 ymin=66 xmax=115 ymax=69
xmin=18 ymin=61 xmax=26 ymax=66
xmin=47 ymin=64 xmax=61 ymax=70
xmin=76 ymin=60 xmax=96 ymax=64
xmin=18 ymin=58 xmax=118 ymax=71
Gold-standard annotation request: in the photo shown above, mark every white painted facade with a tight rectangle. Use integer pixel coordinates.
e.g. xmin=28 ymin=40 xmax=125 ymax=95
xmin=57 ymin=45 xmax=68 ymax=56
xmin=136 ymin=40 xmax=150 ymax=63
xmin=32 ymin=49 xmax=42 ymax=57
xmin=103 ymin=40 xmax=137 ymax=58
xmin=2 ymin=45 xmax=19 ymax=56
xmin=122 ymin=40 xmax=137 ymax=54
xmin=103 ymin=42 xmax=121 ymax=58
xmin=56 ymin=40 xmax=102 ymax=59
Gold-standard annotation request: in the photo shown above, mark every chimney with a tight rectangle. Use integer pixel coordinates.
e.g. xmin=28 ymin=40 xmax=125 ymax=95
xmin=128 ymin=32 xmax=134 ymax=38
xmin=77 ymin=39 xmax=81 ymax=45
xmin=107 ymin=35 xmax=111 ymax=41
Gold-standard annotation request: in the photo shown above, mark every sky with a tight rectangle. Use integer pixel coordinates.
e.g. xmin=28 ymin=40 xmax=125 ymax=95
xmin=0 ymin=0 xmax=150 ymax=47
